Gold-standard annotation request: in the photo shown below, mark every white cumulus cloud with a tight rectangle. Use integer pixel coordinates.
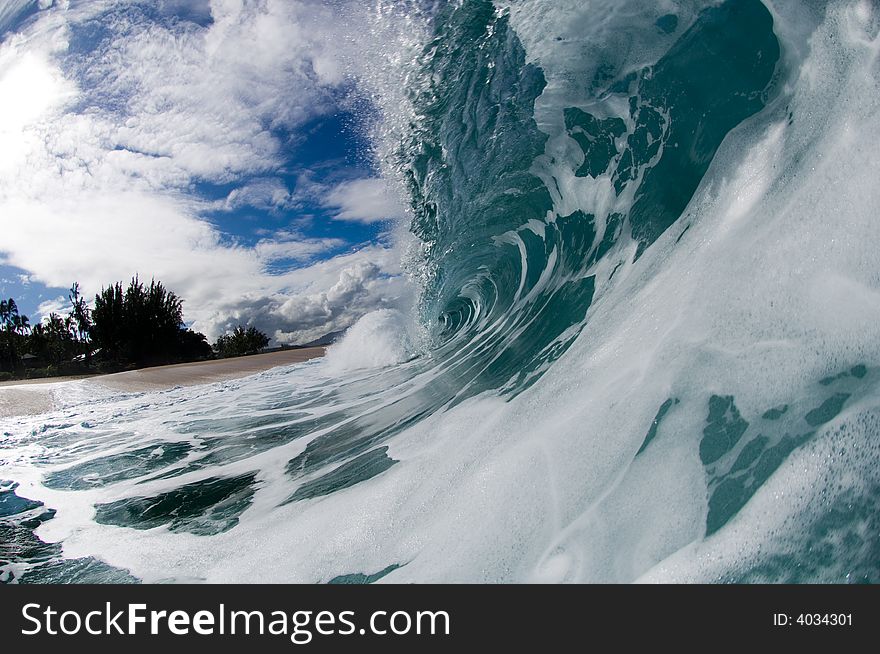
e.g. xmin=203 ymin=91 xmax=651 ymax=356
xmin=0 ymin=0 xmax=412 ymax=344
xmin=323 ymin=177 xmax=406 ymax=223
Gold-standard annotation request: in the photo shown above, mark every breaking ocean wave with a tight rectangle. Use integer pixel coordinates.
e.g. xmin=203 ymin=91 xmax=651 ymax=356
xmin=2 ymin=0 xmax=880 ymax=583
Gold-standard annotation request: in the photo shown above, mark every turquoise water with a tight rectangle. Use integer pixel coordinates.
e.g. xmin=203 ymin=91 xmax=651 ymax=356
xmin=2 ymin=0 xmax=879 ymax=583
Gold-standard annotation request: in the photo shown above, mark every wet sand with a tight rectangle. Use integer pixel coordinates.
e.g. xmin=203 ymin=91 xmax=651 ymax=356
xmin=0 ymin=386 xmax=59 ymax=418
xmin=0 ymin=347 xmax=325 ymax=418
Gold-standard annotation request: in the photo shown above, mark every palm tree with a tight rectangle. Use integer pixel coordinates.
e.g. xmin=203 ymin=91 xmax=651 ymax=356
xmin=0 ymin=298 xmax=24 ymax=334
xmin=0 ymin=298 xmax=24 ymax=372
xmin=0 ymin=298 xmax=16 ymax=328
xmin=68 ymin=282 xmax=91 ymax=343
xmin=12 ymin=314 xmax=30 ymax=335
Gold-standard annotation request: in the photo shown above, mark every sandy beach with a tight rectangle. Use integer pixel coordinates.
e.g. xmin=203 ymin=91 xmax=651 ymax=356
xmin=0 ymin=347 xmax=325 ymax=418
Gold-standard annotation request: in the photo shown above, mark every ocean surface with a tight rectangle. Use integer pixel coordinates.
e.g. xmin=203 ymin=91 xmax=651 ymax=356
xmin=2 ymin=0 xmax=880 ymax=583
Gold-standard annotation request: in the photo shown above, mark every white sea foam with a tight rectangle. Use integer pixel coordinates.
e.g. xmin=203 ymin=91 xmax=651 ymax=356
xmin=325 ymin=309 xmax=416 ymax=373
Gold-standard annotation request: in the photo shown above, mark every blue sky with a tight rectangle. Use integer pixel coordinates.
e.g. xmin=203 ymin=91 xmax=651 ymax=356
xmin=0 ymin=0 xmax=411 ymax=344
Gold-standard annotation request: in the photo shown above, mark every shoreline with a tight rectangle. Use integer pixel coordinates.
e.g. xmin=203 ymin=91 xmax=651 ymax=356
xmin=0 ymin=347 xmax=325 ymax=418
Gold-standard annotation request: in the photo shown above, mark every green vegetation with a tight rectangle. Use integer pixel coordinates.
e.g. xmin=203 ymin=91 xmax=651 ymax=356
xmin=0 ymin=278 xmax=216 ymax=381
xmin=0 ymin=277 xmax=276 ymax=381
xmin=91 ymin=277 xmax=211 ymax=365
xmin=213 ymin=326 xmax=270 ymax=358
xmin=1 ymin=298 xmax=29 ymax=374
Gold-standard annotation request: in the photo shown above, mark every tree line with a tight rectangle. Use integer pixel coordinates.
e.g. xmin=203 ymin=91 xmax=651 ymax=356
xmin=0 ymin=277 xmax=270 ymax=381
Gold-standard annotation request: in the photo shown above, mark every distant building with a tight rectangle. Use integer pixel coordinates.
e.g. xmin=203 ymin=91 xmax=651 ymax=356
xmin=21 ymin=353 xmax=42 ymax=369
